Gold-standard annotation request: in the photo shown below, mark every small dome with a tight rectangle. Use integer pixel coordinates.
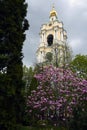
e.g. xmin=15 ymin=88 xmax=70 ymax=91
xmin=50 ymin=5 xmax=57 ymax=17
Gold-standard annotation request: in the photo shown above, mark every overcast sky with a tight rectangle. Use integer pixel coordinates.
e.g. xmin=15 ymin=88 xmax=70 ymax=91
xmin=23 ymin=0 xmax=87 ymax=67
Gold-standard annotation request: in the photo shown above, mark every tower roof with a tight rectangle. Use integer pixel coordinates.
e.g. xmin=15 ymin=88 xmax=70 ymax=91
xmin=50 ymin=5 xmax=57 ymax=18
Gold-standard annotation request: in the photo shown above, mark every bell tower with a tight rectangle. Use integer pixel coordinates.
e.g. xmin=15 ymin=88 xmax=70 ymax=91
xmin=36 ymin=6 xmax=71 ymax=67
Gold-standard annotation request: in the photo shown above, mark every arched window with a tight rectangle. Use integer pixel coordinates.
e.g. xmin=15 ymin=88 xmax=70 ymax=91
xmin=47 ymin=34 xmax=53 ymax=46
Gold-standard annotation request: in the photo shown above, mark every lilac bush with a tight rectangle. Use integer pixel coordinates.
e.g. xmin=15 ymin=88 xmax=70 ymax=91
xmin=26 ymin=66 xmax=87 ymax=125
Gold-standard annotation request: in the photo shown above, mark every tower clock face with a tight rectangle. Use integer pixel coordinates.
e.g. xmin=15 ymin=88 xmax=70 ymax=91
xmin=47 ymin=34 xmax=53 ymax=46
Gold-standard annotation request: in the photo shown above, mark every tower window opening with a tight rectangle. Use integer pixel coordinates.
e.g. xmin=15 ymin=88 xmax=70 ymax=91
xmin=47 ymin=34 xmax=53 ymax=46
xmin=52 ymin=18 xmax=53 ymax=21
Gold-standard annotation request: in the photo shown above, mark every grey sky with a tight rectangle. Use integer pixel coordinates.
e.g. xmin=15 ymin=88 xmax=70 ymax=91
xmin=23 ymin=0 xmax=87 ymax=66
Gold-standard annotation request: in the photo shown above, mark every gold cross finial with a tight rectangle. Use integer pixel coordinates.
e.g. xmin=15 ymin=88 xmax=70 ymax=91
xmin=50 ymin=3 xmax=57 ymax=18
xmin=52 ymin=3 xmax=55 ymax=10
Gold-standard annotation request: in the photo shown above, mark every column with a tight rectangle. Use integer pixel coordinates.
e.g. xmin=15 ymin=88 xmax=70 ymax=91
xmin=60 ymin=31 xmax=63 ymax=41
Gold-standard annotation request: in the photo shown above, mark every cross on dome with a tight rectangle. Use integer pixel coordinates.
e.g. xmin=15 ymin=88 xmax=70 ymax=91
xmin=50 ymin=4 xmax=57 ymax=18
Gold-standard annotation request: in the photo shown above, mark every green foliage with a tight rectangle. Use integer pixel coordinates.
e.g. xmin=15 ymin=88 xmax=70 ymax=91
xmin=69 ymin=87 xmax=87 ymax=130
xmin=0 ymin=76 xmax=17 ymax=130
xmin=23 ymin=66 xmax=39 ymax=125
xmin=70 ymin=54 xmax=87 ymax=79
xmin=23 ymin=65 xmax=36 ymax=95
xmin=28 ymin=77 xmax=39 ymax=95
xmin=23 ymin=66 xmax=34 ymax=86
xmin=46 ymin=52 xmax=53 ymax=62
xmin=0 ymin=0 xmax=29 ymax=72
xmin=20 ymin=126 xmax=67 ymax=130
xmin=69 ymin=106 xmax=87 ymax=130
xmin=0 ymin=0 xmax=29 ymax=129
xmin=34 ymin=64 xmax=44 ymax=74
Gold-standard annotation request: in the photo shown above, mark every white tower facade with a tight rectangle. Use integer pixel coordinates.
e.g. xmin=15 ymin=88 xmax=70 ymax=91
xmin=36 ymin=6 xmax=71 ymax=67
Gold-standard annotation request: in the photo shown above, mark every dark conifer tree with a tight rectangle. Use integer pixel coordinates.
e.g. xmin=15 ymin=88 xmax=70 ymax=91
xmin=0 ymin=0 xmax=29 ymax=129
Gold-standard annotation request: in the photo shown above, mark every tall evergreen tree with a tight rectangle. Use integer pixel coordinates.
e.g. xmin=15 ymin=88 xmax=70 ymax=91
xmin=0 ymin=0 xmax=29 ymax=129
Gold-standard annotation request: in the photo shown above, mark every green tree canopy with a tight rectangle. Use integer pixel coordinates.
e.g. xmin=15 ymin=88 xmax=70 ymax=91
xmin=70 ymin=54 xmax=87 ymax=79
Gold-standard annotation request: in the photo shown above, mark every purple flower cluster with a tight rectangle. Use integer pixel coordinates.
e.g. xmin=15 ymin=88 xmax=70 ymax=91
xmin=27 ymin=66 xmax=87 ymax=122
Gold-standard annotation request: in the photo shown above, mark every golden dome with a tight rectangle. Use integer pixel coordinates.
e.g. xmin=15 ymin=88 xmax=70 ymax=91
xmin=50 ymin=5 xmax=57 ymax=17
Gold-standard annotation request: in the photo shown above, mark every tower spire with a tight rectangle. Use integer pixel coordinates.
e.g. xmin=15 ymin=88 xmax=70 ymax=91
xmin=52 ymin=3 xmax=55 ymax=10
xmin=50 ymin=4 xmax=57 ymax=21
